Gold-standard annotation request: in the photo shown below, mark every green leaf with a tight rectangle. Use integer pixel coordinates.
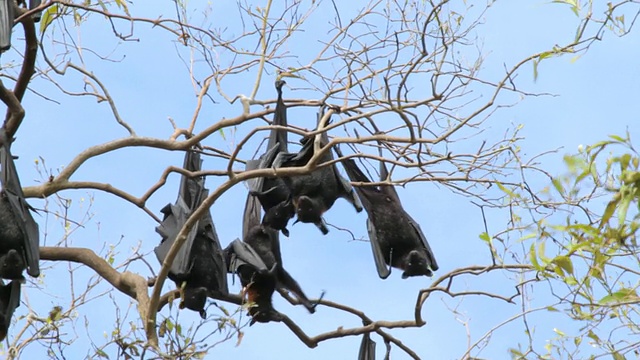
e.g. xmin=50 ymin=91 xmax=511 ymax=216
xmin=618 ymin=195 xmax=631 ymax=226
xmin=529 ymin=243 xmax=541 ymax=271
xmin=612 ymin=351 xmax=626 ymax=360
xmin=39 ymin=4 xmax=59 ymax=33
xmin=598 ymin=288 xmax=638 ymax=304
xmin=496 ymin=182 xmax=516 ymax=198
xmin=479 ymin=232 xmax=490 ymax=243
xmin=600 ymin=195 xmax=620 ymax=229
xmin=517 ymin=233 xmax=537 ymax=242
xmin=609 ymin=134 xmax=626 ymax=142
xmin=553 ymin=328 xmax=566 ymax=337
xmin=587 ymin=330 xmax=600 ymax=343
xmin=552 ymin=177 xmax=565 ymax=196
xmin=96 ymin=349 xmax=109 ymax=359
xmin=553 ymin=256 xmax=574 ymax=274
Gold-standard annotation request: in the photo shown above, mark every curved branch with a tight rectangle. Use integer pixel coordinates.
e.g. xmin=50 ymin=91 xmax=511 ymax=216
xmin=39 ymin=246 xmax=151 ymax=322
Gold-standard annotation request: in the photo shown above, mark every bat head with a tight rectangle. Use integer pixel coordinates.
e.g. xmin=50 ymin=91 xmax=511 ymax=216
xmin=401 ymin=250 xmax=433 ymax=279
xmin=261 ymin=200 xmax=294 ymax=234
xmin=179 ymin=286 xmax=208 ymax=319
xmin=0 ymin=250 xmax=25 ymax=281
xmin=248 ymin=306 xmax=283 ymax=325
xmin=293 ymin=196 xmax=324 ymax=224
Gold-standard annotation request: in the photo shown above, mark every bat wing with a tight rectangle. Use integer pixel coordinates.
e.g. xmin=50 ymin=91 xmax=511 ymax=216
xmin=246 ymin=80 xmax=289 ymax=194
xmin=406 ymin=213 xmax=439 ymax=272
xmin=154 ymin=200 xmax=199 ymax=276
xmin=0 ymin=280 xmax=20 ymax=341
xmin=378 ymin=160 xmax=402 ymax=205
xmin=242 ymin=193 xmax=262 ymax=241
xmin=366 ymin=218 xmax=391 ymax=279
xmin=245 ymin=144 xmax=280 ymax=194
xmin=311 ymin=130 xmax=362 ymax=212
xmin=154 ymin=148 xmax=206 ymax=276
xmin=0 ymin=133 xmax=40 ymax=278
xmin=225 ymin=238 xmax=268 ymax=274
xmin=0 ymin=0 xmax=14 ymax=52
xmin=358 ymin=333 xmax=376 ymax=360
xmin=333 ymin=147 xmax=374 ymax=211
xmin=197 ymin=188 xmax=228 ymax=294
xmin=268 ymin=80 xmax=288 ymax=152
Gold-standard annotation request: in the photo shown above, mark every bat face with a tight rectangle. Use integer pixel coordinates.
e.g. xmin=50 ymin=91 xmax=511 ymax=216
xmin=291 ymin=196 xmax=330 ymax=234
xmin=400 ymin=250 xmax=433 ymax=278
xmin=180 ymin=286 xmax=208 ymax=319
xmin=293 ymin=196 xmax=323 ymax=222
xmin=261 ymin=200 xmax=294 ymax=236
xmin=0 ymin=249 xmax=25 ymax=281
xmin=245 ymin=270 xmax=282 ymax=325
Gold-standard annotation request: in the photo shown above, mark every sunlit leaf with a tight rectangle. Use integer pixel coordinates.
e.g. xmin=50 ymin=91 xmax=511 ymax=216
xmin=600 ymin=195 xmax=621 ymax=229
xmin=529 ymin=243 xmax=542 ymax=271
xmin=40 ymin=4 xmax=59 ymax=33
xmin=598 ymin=288 xmax=638 ymax=304
xmin=553 ymin=256 xmax=574 ymax=274
xmin=612 ymin=351 xmax=626 ymax=360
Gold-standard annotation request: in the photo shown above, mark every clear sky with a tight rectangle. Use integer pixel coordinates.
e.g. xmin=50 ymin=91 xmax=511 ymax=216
xmin=3 ymin=1 xmax=640 ymax=359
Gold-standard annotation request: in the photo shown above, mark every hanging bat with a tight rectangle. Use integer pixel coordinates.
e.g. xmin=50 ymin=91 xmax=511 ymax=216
xmin=246 ymin=80 xmax=294 ymax=236
xmin=243 ymin=192 xmax=322 ymax=313
xmin=0 ymin=131 xmax=40 ymax=281
xmin=225 ymin=193 xmax=322 ymax=325
xmin=334 ymin=145 xmax=438 ymax=279
xmin=270 ymin=107 xmax=363 ymax=234
xmin=0 ymin=0 xmax=14 ymax=53
xmin=358 ymin=332 xmax=376 ymax=360
xmin=154 ymin=147 xmax=228 ymax=319
xmin=224 ymin=238 xmax=282 ymax=325
xmin=0 ymin=279 xmax=19 ymax=341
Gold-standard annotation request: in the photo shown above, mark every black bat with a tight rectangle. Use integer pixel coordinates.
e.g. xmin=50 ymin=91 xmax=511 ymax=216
xmin=271 ymin=107 xmax=363 ymax=234
xmin=0 ymin=0 xmax=14 ymax=53
xmin=155 ymin=148 xmax=228 ymax=319
xmin=246 ymin=80 xmax=294 ymax=236
xmin=0 ymin=131 xmax=40 ymax=281
xmin=334 ymin=145 xmax=438 ymax=279
xmin=0 ymin=279 xmax=19 ymax=341
xmin=225 ymin=193 xmax=322 ymax=325
xmin=358 ymin=332 xmax=376 ymax=360
xmin=224 ymin=238 xmax=282 ymax=325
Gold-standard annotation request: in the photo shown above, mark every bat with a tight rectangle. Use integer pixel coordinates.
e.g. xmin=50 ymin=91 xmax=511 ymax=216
xmin=0 ymin=130 xmax=40 ymax=281
xmin=0 ymin=0 xmax=14 ymax=53
xmin=271 ymin=107 xmax=363 ymax=234
xmin=224 ymin=238 xmax=282 ymax=325
xmin=246 ymin=80 xmax=294 ymax=236
xmin=154 ymin=147 xmax=228 ymax=319
xmin=225 ymin=193 xmax=322 ymax=325
xmin=334 ymin=145 xmax=438 ymax=279
xmin=358 ymin=332 xmax=376 ymax=360
xmin=0 ymin=279 xmax=19 ymax=341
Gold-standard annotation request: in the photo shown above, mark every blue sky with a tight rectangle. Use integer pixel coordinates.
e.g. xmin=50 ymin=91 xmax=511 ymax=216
xmin=3 ymin=1 xmax=640 ymax=359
